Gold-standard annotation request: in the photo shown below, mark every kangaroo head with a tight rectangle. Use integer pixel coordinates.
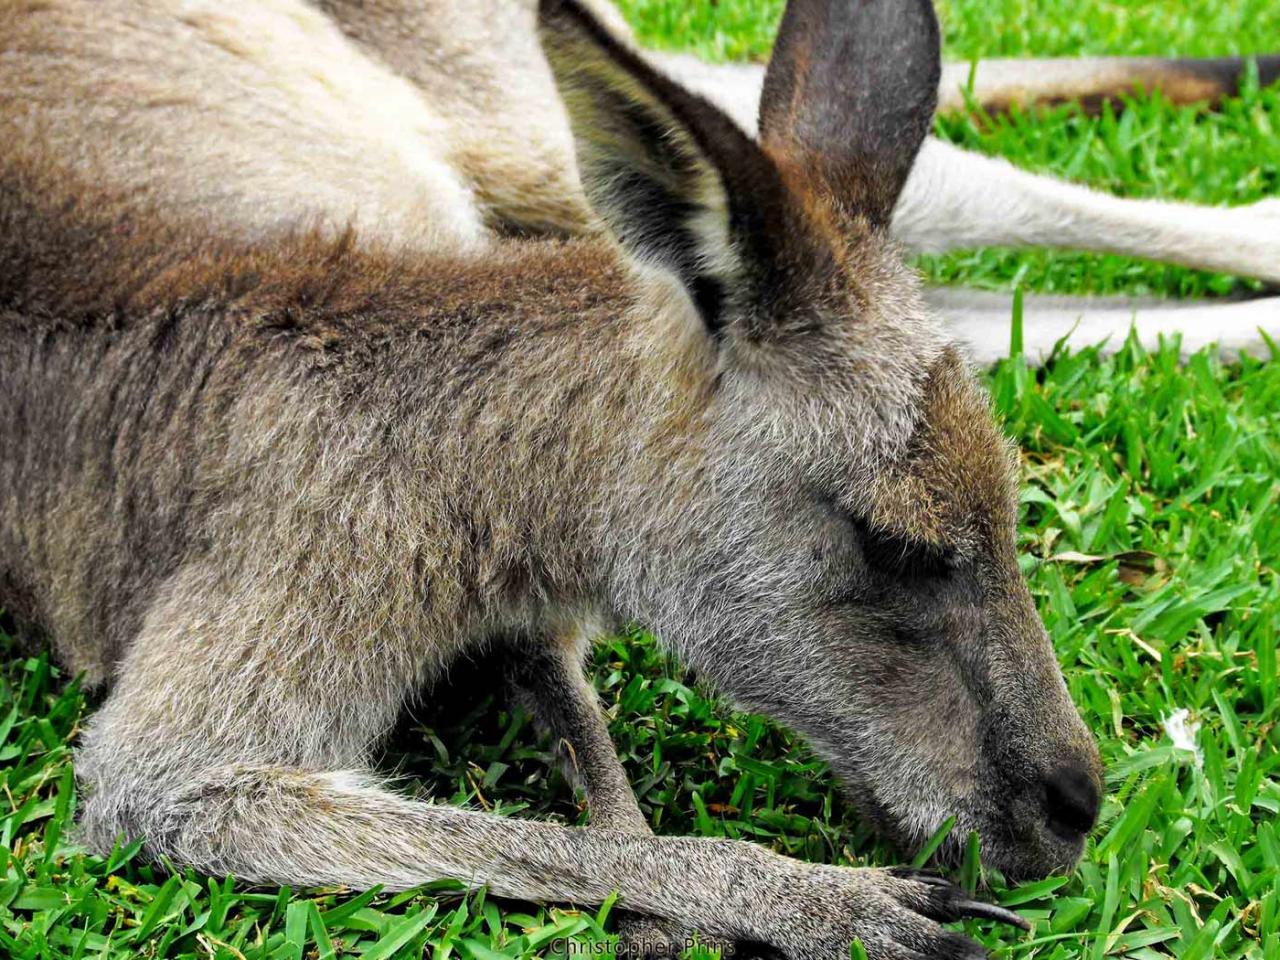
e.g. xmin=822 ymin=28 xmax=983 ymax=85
xmin=538 ymin=0 xmax=1102 ymax=879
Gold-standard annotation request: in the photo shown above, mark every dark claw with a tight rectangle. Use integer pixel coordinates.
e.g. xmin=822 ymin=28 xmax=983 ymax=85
xmin=953 ymin=898 xmax=1031 ymax=931
xmin=889 ymin=866 xmax=953 ymax=886
xmin=891 ymin=867 xmax=1032 ymax=932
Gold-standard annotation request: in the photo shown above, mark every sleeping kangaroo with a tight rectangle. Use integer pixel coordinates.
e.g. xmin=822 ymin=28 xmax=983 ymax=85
xmin=0 ymin=0 xmax=1102 ymax=956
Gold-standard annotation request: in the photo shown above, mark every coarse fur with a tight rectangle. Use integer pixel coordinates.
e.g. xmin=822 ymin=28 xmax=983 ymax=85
xmin=4 ymin=0 xmax=1107 ymax=957
xmin=0 ymin=0 xmax=490 ymax=251
xmin=933 ymin=52 xmax=1280 ymax=114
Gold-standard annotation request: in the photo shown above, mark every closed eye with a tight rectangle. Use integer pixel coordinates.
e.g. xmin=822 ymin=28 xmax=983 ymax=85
xmin=854 ymin=519 xmax=953 ymax=580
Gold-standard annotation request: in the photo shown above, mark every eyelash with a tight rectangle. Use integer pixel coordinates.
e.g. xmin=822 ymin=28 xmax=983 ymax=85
xmin=853 ymin=520 xmax=953 ymax=580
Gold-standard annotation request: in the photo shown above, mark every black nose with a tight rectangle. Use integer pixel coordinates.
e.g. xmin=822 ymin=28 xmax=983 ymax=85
xmin=1042 ymin=765 xmax=1100 ymax=841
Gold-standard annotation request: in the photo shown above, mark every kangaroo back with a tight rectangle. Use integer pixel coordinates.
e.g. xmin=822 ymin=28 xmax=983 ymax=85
xmin=317 ymin=0 xmax=637 ymax=235
xmin=0 ymin=0 xmax=486 ymax=252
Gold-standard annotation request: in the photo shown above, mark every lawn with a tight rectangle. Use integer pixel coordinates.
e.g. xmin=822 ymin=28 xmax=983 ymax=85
xmin=2 ymin=1 xmax=1278 ymax=958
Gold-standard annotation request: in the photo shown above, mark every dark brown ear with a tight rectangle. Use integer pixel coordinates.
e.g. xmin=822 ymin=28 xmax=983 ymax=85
xmin=538 ymin=0 xmax=791 ymax=334
xmin=759 ymin=0 xmax=941 ymax=227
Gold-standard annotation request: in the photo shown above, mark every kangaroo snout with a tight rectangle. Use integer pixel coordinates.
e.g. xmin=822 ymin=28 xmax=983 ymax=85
xmin=1041 ymin=758 xmax=1102 ymax=843
xmin=986 ymin=691 xmax=1104 ymax=877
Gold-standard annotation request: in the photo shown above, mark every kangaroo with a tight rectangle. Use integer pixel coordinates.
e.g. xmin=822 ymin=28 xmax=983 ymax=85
xmin=1 ymin=0 xmax=1106 ymax=957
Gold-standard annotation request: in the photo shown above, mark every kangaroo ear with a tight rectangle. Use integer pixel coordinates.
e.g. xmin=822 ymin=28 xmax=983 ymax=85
xmin=537 ymin=0 xmax=783 ymax=334
xmin=759 ymin=0 xmax=941 ymax=227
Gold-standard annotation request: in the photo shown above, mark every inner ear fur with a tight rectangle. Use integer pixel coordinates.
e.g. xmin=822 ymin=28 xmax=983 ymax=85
xmin=537 ymin=0 xmax=794 ymax=335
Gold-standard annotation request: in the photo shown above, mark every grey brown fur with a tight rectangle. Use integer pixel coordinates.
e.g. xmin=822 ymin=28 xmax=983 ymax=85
xmin=935 ymin=52 xmax=1280 ymax=115
xmin=0 ymin=0 xmax=1102 ymax=957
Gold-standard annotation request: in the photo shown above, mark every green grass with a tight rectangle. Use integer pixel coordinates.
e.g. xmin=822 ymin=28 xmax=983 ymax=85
xmin=615 ymin=0 xmax=1280 ymax=65
xmin=2 ymin=1 xmax=1278 ymax=958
